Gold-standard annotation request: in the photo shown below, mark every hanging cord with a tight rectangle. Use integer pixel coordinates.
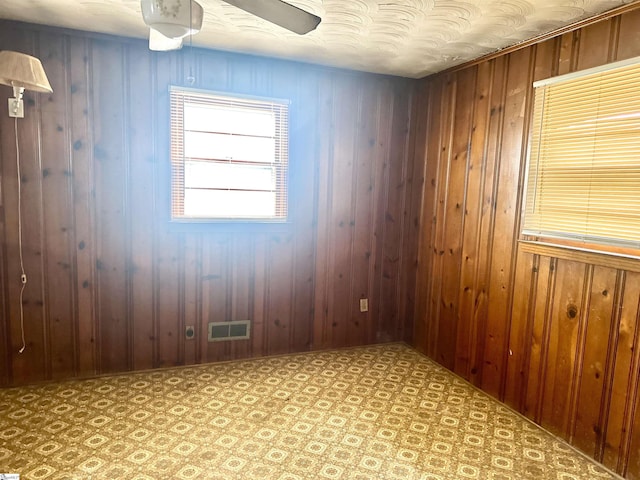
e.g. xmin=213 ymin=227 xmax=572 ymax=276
xmin=15 ymin=116 xmax=27 ymax=354
xmin=187 ymin=0 xmax=195 ymax=85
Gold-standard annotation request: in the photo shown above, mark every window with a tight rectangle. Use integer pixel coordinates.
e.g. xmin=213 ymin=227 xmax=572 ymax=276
xmin=170 ymin=87 xmax=289 ymax=222
xmin=522 ymin=56 xmax=640 ymax=252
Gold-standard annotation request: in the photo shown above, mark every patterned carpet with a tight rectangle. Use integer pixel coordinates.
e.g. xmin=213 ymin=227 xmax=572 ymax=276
xmin=0 ymin=343 xmax=620 ymax=480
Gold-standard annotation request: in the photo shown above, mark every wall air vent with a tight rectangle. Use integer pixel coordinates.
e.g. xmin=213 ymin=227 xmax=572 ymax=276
xmin=208 ymin=320 xmax=251 ymax=342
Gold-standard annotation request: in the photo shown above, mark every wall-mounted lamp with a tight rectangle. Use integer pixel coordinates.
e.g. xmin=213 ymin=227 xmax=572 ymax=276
xmin=0 ymin=50 xmax=53 ymax=354
xmin=0 ymin=50 xmax=53 ymax=118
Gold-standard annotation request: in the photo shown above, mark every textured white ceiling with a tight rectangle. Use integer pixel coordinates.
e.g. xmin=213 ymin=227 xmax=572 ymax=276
xmin=0 ymin=0 xmax=636 ymax=78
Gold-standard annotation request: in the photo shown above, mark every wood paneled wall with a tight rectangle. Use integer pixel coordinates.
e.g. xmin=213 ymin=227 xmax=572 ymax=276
xmin=0 ymin=21 xmax=417 ymax=386
xmin=5 ymin=8 xmax=640 ymax=478
xmin=409 ymin=7 xmax=640 ymax=478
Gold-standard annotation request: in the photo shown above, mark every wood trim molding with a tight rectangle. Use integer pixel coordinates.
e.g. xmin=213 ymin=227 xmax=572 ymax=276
xmin=519 ymin=240 xmax=640 ymax=273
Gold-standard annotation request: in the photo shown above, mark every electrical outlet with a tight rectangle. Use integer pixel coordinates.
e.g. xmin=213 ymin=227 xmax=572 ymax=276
xmin=359 ymin=298 xmax=369 ymax=312
xmin=185 ymin=325 xmax=195 ymax=340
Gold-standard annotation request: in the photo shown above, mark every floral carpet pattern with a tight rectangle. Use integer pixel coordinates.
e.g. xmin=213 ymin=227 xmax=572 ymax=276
xmin=0 ymin=343 xmax=619 ymax=479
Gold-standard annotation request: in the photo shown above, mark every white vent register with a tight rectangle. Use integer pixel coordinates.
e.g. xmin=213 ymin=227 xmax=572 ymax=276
xmin=208 ymin=321 xmax=251 ymax=342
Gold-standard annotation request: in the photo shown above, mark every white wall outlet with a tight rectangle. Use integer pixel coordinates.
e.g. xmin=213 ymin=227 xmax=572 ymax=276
xmin=359 ymin=298 xmax=369 ymax=312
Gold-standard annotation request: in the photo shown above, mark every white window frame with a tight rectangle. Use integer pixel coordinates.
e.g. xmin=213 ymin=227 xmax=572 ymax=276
xmin=169 ymin=86 xmax=290 ymax=223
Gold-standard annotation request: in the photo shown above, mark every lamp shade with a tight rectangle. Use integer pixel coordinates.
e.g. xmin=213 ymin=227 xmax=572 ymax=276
xmin=0 ymin=50 xmax=53 ymax=93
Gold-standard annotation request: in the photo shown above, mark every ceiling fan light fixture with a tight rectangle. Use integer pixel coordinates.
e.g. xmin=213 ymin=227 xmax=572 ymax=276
xmin=141 ymin=0 xmax=204 ymax=39
xmin=149 ymin=27 xmax=184 ymax=50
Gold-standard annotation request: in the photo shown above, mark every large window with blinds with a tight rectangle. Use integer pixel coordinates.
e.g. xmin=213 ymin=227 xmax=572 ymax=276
xmin=170 ymin=87 xmax=289 ymax=222
xmin=522 ymin=56 xmax=640 ymax=252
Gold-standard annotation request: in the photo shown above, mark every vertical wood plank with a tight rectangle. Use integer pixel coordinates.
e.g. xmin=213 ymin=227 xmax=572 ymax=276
xmin=609 ymin=272 xmax=640 ymax=477
xmin=327 ymin=75 xmax=358 ymax=348
xmin=411 ymin=80 xmax=436 ymax=356
xmin=0 ymin=232 xmax=6 ymax=385
xmin=539 ymin=260 xmax=587 ymax=437
xmin=68 ymin=37 xmax=97 ymax=377
xmin=435 ymin=67 xmax=474 ymax=374
xmin=557 ymin=31 xmax=578 ymax=76
xmin=153 ymin=51 xmax=181 ymax=369
xmin=92 ymin=40 xmax=129 ymax=373
xmin=0 ymin=27 xmax=10 ymax=386
xmin=183 ymin=233 xmax=199 ymax=365
xmin=482 ymin=47 xmax=533 ymax=400
xmin=0 ymin=172 xmax=7 ymax=386
xmin=572 ymin=266 xmax=618 ymax=455
xmin=615 ymin=9 xmax=640 ymax=61
xmin=127 ymin=43 xmax=155 ymax=371
xmin=203 ymin=238 xmax=230 ymax=363
xmin=455 ymin=63 xmax=489 ymax=379
xmin=469 ymin=56 xmax=507 ymax=387
xmin=625 ymin=348 xmax=640 ymax=479
xmin=525 ymin=255 xmax=554 ymax=421
xmin=230 ymin=234 xmax=252 ymax=360
xmin=379 ymin=81 xmax=412 ymax=343
xmin=428 ymin=75 xmax=455 ymax=361
xmin=575 ymin=18 xmax=614 ymax=70
xmin=401 ymin=80 xmax=426 ymax=346
xmin=39 ymin=32 xmax=76 ymax=380
xmin=349 ymin=79 xmax=378 ymax=347
xmin=312 ymin=73 xmax=334 ymax=350
xmin=251 ymin=233 xmax=267 ymax=358
xmin=503 ymin=248 xmax=535 ymax=410
xmin=265 ymin=233 xmax=294 ymax=355
xmin=289 ymin=68 xmax=317 ymax=353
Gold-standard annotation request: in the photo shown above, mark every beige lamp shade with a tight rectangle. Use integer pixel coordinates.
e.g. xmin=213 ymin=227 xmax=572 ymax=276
xmin=0 ymin=50 xmax=53 ymax=93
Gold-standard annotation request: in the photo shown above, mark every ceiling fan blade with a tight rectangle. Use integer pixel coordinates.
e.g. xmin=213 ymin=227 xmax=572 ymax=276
xmin=222 ymin=0 xmax=321 ymax=35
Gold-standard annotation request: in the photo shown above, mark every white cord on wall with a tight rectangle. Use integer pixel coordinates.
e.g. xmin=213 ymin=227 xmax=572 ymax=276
xmin=15 ymin=116 xmax=27 ymax=354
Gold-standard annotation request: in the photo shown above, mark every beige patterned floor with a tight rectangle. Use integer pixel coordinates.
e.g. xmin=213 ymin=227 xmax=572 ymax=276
xmin=0 ymin=343 xmax=620 ymax=479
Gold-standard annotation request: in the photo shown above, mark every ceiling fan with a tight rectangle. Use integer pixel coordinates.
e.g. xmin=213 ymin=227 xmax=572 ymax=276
xmin=141 ymin=0 xmax=321 ymax=51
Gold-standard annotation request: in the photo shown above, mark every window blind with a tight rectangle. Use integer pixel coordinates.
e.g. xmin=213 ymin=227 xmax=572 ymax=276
xmin=170 ymin=86 xmax=289 ymax=221
xmin=522 ymin=57 xmax=640 ymax=250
